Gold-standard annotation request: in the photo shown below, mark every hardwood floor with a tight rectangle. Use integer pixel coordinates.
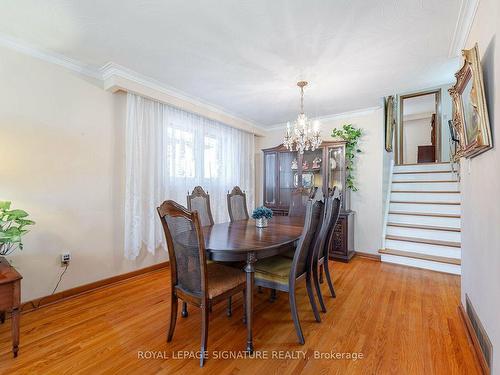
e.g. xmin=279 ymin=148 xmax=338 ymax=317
xmin=0 ymin=257 xmax=481 ymax=374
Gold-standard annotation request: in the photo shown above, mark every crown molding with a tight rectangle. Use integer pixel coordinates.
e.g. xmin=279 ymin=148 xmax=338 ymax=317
xmin=101 ymin=62 xmax=265 ymax=134
xmin=0 ymin=33 xmax=101 ymax=79
xmin=0 ymin=33 xmax=266 ymax=134
xmin=449 ymin=0 xmax=479 ymax=57
xmin=267 ymin=106 xmax=383 ymax=130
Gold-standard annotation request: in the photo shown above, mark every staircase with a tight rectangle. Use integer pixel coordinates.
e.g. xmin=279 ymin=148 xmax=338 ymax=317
xmin=380 ymin=162 xmax=461 ymax=275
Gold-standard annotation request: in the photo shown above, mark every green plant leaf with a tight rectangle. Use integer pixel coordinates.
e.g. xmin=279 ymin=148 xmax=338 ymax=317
xmin=4 ymin=209 xmax=29 ymax=220
xmin=0 ymin=201 xmax=11 ymax=210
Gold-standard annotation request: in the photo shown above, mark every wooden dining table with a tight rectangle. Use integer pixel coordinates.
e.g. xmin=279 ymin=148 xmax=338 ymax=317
xmin=202 ymin=216 xmax=304 ymax=352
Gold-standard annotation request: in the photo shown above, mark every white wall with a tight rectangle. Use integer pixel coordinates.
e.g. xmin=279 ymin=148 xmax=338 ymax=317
xmin=460 ymin=0 xmax=500 ymax=373
xmin=256 ymin=109 xmax=385 ymax=254
xmin=403 ymin=116 xmax=432 ymax=164
xmin=0 ymin=46 xmax=168 ymax=302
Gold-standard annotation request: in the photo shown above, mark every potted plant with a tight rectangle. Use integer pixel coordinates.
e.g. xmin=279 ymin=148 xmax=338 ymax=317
xmin=331 ymin=124 xmax=362 ymax=191
xmin=252 ymin=206 xmax=273 ymax=228
xmin=0 ymin=201 xmax=35 ymax=259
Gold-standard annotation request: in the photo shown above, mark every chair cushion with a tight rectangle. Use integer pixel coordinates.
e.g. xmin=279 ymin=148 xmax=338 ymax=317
xmin=254 ymin=256 xmax=292 ymax=286
xmin=207 ymin=262 xmax=245 ymax=299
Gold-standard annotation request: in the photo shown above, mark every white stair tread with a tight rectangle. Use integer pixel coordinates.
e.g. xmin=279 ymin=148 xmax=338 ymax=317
xmin=389 ymin=202 xmax=460 ymax=215
xmin=391 ymin=190 xmax=460 ymax=193
xmin=385 ymin=235 xmax=460 ymax=248
xmin=392 ymin=181 xmax=460 ymax=192
xmin=388 ymin=214 xmax=461 ymax=230
xmin=390 ymin=192 xmax=460 ymax=204
xmin=380 ymin=253 xmax=461 ymax=275
xmin=386 ymin=225 xmax=460 ymax=243
xmin=389 ymin=211 xmax=460 ymax=218
xmin=380 ymin=248 xmax=461 ymax=265
xmin=385 ymin=239 xmax=460 ymax=259
xmin=387 ymin=222 xmax=460 ymax=232
xmin=390 ymin=200 xmax=460 ymax=205
xmin=393 ymin=163 xmax=456 ymax=173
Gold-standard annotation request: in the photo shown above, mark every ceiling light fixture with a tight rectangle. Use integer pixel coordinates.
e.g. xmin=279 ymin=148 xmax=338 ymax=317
xmin=283 ymin=81 xmax=321 ymax=154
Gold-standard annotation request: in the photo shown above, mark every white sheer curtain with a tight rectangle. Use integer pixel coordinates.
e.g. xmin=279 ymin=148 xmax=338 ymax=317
xmin=124 ymin=93 xmax=255 ymax=259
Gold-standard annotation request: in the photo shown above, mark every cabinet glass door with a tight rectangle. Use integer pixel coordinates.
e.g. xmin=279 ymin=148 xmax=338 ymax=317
xmin=278 ymin=151 xmax=297 ymax=206
xmin=302 ymin=148 xmax=324 ymax=191
xmin=264 ymin=153 xmax=276 ymax=205
xmin=327 ymin=145 xmax=345 ymax=199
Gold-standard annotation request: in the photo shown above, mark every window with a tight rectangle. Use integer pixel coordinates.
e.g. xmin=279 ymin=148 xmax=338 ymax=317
xmin=204 ymin=135 xmax=218 ymax=179
xmin=166 ymin=127 xmax=195 ymax=178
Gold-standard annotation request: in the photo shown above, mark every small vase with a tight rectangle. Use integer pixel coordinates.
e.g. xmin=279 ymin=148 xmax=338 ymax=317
xmin=255 ymin=217 xmax=268 ymax=228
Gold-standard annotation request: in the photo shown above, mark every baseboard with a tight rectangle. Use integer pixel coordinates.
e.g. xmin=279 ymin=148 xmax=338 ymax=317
xmin=21 ymin=261 xmax=169 ymax=313
xmin=458 ymin=303 xmax=490 ymax=375
xmin=355 ymin=251 xmax=381 ymax=261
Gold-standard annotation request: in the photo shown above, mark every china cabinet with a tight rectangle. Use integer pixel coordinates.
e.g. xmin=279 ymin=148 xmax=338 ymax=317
xmin=262 ymin=141 xmax=355 ymax=262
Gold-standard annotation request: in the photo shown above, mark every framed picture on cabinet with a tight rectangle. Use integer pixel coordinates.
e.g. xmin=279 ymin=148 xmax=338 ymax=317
xmin=294 ymin=172 xmax=314 ymax=188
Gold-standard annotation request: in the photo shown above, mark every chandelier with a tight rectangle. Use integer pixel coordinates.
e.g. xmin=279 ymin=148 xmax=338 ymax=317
xmin=283 ymin=81 xmax=321 ymax=154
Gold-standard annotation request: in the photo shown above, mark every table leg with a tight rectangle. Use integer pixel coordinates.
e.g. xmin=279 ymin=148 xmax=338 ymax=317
xmin=12 ymin=307 xmax=19 ymax=357
xmin=244 ymin=252 xmax=256 ymax=353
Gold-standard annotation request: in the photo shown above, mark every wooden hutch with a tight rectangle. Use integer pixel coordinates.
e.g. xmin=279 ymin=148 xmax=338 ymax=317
xmin=262 ymin=141 xmax=355 ymax=262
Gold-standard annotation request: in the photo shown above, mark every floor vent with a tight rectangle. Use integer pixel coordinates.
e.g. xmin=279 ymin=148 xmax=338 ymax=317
xmin=466 ymin=294 xmax=493 ymax=370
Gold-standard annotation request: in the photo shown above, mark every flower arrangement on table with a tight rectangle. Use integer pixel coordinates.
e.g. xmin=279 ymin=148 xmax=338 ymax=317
xmin=252 ymin=206 xmax=273 ymax=228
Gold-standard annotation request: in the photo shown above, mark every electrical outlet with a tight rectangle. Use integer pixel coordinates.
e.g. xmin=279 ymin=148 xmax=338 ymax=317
xmin=61 ymin=253 xmax=71 ymax=266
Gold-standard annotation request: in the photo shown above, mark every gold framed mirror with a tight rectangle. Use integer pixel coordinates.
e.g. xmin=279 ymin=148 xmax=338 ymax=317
xmin=449 ymin=43 xmax=492 ymax=158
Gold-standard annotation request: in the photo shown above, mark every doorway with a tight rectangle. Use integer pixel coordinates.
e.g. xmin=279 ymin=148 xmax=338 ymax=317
xmin=396 ymin=90 xmax=441 ymax=165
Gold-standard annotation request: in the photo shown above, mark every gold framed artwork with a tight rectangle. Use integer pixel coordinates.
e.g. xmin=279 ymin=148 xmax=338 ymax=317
xmin=384 ymin=95 xmax=395 ymax=152
xmin=449 ymin=44 xmax=492 ymax=158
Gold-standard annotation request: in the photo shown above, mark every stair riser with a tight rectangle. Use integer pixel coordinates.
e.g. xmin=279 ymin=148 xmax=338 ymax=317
xmin=389 ymin=202 xmax=460 ymax=215
xmin=393 ymin=163 xmax=457 ymax=172
xmin=381 ymin=254 xmax=461 ymax=275
xmin=388 ymin=214 xmax=461 ymax=228
xmin=392 ymin=182 xmax=459 ymax=191
xmin=390 ymin=192 xmax=460 ymax=203
xmin=385 ymin=239 xmax=461 ymax=258
xmin=392 ymin=172 xmax=457 ymax=182
xmin=386 ymin=226 xmax=461 ymax=242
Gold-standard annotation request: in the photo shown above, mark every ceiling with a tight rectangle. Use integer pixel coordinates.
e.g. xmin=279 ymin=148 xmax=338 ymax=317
xmin=0 ymin=0 xmax=463 ymax=127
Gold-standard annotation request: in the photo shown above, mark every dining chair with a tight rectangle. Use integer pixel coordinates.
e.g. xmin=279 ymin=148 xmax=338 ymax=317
xmin=254 ymin=199 xmax=323 ymax=344
xmin=227 ymin=186 xmax=249 ymax=222
xmin=308 ymin=186 xmax=319 ymax=200
xmin=187 ymin=186 xmax=214 ymax=227
xmin=311 ymin=188 xmax=341 ymax=312
xmin=157 ymin=200 xmax=246 ymax=367
xmin=183 ymin=186 xmax=215 ymax=318
xmin=288 ymin=188 xmax=311 ymax=217
xmin=281 ymin=188 xmax=324 ymax=261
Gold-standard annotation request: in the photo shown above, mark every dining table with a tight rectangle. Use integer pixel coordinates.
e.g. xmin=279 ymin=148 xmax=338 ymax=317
xmin=202 ymin=215 xmax=304 ymax=352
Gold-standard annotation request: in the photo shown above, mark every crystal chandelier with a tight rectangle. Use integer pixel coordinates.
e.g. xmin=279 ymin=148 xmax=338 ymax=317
xmin=283 ymin=81 xmax=321 ymax=154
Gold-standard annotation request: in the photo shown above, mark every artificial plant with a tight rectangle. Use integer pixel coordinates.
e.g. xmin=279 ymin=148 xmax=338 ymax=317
xmin=331 ymin=124 xmax=363 ymax=191
xmin=0 ymin=201 xmax=35 ymax=256
xmin=251 ymin=206 xmax=273 ymax=220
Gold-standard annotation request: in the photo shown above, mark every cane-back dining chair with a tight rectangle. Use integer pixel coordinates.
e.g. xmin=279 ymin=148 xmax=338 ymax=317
xmin=281 ymin=188 xmax=324 ymax=261
xmin=253 ymin=199 xmax=323 ymax=344
xmin=311 ymin=187 xmax=341 ymax=312
xmin=157 ymin=200 xmax=246 ymax=367
xmin=227 ymin=186 xmax=250 ymax=222
xmin=187 ymin=186 xmax=214 ymax=227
